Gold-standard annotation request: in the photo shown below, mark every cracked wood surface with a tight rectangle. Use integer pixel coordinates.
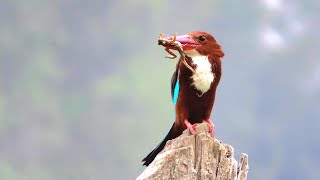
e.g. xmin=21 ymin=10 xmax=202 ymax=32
xmin=137 ymin=123 xmax=249 ymax=180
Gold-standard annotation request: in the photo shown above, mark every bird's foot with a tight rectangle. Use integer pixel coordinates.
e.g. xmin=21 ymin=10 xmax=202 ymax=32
xmin=205 ymin=119 xmax=215 ymax=137
xmin=184 ymin=119 xmax=197 ymax=135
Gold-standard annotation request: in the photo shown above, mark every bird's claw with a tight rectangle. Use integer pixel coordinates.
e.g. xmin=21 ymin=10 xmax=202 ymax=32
xmin=205 ymin=119 xmax=215 ymax=137
xmin=184 ymin=119 xmax=197 ymax=135
xmin=184 ymin=119 xmax=215 ymax=137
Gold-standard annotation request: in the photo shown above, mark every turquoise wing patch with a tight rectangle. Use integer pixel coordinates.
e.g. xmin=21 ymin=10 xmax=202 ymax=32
xmin=173 ymin=80 xmax=180 ymax=105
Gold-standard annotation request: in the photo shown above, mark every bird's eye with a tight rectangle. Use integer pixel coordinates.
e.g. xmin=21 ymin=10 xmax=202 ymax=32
xmin=199 ymin=35 xmax=206 ymax=41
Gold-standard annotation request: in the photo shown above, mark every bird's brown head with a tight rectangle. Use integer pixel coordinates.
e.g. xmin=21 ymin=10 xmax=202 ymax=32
xmin=158 ymin=31 xmax=224 ymax=58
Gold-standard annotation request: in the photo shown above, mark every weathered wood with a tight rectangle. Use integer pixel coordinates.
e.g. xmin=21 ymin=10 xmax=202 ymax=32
xmin=137 ymin=123 xmax=249 ymax=180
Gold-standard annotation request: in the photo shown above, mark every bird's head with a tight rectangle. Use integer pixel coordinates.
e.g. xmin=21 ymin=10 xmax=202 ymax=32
xmin=158 ymin=31 xmax=224 ymax=58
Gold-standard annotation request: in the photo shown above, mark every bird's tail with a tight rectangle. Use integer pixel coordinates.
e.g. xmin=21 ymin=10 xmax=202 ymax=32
xmin=142 ymin=123 xmax=175 ymax=166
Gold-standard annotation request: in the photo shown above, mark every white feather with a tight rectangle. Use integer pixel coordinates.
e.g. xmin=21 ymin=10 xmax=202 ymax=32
xmin=184 ymin=50 xmax=214 ymax=95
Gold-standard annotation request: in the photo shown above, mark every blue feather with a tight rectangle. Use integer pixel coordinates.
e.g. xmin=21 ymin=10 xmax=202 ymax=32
xmin=173 ymin=80 xmax=180 ymax=105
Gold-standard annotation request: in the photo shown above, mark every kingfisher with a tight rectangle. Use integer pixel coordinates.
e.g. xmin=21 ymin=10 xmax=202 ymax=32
xmin=142 ymin=31 xmax=224 ymax=166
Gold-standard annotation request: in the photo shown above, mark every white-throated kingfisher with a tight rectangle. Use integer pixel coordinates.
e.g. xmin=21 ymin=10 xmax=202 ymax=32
xmin=142 ymin=31 xmax=224 ymax=166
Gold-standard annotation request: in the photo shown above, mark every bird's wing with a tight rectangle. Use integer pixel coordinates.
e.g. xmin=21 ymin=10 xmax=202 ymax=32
xmin=171 ymin=68 xmax=179 ymax=105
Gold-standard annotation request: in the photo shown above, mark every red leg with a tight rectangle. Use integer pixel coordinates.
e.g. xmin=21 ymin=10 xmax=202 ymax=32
xmin=184 ymin=119 xmax=197 ymax=135
xmin=205 ymin=119 xmax=215 ymax=137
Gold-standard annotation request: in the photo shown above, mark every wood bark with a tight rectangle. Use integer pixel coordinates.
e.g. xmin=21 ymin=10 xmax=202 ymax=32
xmin=137 ymin=122 xmax=249 ymax=180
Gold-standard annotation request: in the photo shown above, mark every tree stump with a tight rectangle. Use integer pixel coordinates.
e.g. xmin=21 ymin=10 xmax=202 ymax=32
xmin=137 ymin=122 xmax=249 ymax=180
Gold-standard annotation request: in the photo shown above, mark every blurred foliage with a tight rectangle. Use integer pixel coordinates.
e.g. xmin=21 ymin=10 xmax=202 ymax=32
xmin=0 ymin=0 xmax=319 ymax=179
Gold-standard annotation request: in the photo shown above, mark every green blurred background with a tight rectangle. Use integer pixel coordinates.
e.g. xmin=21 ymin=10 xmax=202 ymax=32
xmin=0 ymin=0 xmax=319 ymax=179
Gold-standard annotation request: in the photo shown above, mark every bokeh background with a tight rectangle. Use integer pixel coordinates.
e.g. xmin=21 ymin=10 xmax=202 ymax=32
xmin=1 ymin=0 xmax=319 ymax=179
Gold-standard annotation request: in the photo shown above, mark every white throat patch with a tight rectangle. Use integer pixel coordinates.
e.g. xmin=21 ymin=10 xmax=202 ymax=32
xmin=184 ymin=50 xmax=214 ymax=95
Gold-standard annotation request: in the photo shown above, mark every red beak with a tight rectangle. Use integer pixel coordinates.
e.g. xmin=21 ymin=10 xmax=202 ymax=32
xmin=159 ymin=35 xmax=200 ymax=50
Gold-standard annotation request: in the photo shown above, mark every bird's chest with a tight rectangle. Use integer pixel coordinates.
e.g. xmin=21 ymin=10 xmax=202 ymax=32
xmin=189 ymin=56 xmax=214 ymax=95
